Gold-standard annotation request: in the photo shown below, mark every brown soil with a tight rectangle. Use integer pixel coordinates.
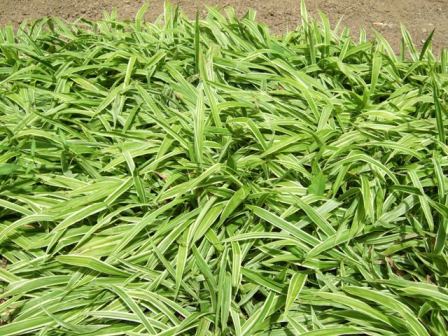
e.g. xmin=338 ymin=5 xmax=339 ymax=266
xmin=0 ymin=0 xmax=447 ymax=53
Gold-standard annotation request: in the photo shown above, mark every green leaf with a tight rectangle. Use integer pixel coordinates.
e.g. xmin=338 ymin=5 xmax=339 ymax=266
xmin=285 ymin=273 xmax=307 ymax=312
xmin=57 ymin=255 xmax=129 ymax=276
xmin=0 ymin=163 xmax=18 ymax=175
xmin=308 ymin=172 xmax=327 ymax=196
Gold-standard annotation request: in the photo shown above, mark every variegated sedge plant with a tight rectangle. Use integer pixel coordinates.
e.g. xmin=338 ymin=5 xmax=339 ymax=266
xmin=0 ymin=2 xmax=447 ymax=335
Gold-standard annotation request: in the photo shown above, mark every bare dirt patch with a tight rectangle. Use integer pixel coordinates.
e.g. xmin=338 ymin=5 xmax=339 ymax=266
xmin=0 ymin=0 xmax=447 ymax=52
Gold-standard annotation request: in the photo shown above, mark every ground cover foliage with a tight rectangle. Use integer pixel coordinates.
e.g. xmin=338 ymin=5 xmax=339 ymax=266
xmin=0 ymin=2 xmax=448 ymax=335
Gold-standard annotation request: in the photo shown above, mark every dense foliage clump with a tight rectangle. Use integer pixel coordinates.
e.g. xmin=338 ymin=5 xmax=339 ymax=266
xmin=0 ymin=3 xmax=447 ymax=335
